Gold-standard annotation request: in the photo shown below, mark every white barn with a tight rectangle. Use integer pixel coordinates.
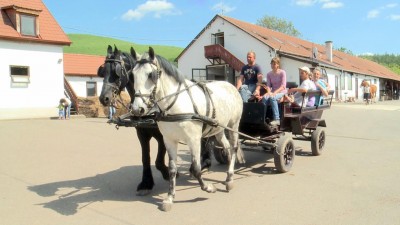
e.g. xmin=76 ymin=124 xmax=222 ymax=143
xmin=63 ymin=53 xmax=104 ymax=98
xmin=0 ymin=0 xmax=71 ymax=120
xmin=177 ymin=15 xmax=400 ymax=102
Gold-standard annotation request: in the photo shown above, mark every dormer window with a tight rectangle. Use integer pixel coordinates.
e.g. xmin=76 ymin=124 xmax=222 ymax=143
xmin=1 ymin=5 xmax=41 ymax=37
xmin=20 ymin=14 xmax=36 ymax=36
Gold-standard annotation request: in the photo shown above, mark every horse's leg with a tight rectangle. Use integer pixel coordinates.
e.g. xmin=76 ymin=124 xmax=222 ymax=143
xmin=188 ymin=137 xmax=216 ymax=193
xmin=200 ymin=138 xmax=212 ymax=171
xmin=161 ymin=139 xmax=179 ymax=212
xmin=214 ymin=130 xmax=236 ymax=191
xmin=135 ymin=128 xmax=154 ymax=196
xmin=151 ymin=127 xmax=169 ymax=180
xmin=190 ymin=138 xmax=212 ymax=174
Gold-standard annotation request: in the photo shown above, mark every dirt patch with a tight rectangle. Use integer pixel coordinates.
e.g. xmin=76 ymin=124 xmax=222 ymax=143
xmin=77 ymin=92 xmax=131 ymax=118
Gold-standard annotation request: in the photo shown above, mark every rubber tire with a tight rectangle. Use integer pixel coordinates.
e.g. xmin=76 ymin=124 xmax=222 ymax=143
xmin=213 ymin=146 xmax=229 ymax=164
xmin=274 ymin=134 xmax=295 ymax=173
xmin=311 ymin=127 xmax=325 ymax=156
xmin=206 ymin=137 xmax=229 ymax=165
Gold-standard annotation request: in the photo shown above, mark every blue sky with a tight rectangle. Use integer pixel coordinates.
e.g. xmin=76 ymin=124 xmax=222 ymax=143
xmin=43 ymin=0 xmax=400 ymax=55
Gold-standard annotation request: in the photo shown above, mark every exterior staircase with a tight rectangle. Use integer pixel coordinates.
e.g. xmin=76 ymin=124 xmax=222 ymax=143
xmin=64 ymin=76 xmax=79 ymax=114
xmin=204 ymin=44 xmax=245 ymax=72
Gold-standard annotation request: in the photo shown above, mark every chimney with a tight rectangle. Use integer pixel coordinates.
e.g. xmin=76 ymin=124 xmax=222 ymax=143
xmin=325 ymin=41 xmax=333 ymax=62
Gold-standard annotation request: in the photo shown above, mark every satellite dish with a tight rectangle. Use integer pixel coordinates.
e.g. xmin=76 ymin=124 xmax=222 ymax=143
xmin=312 ymin=47 xmax=318 ymax=59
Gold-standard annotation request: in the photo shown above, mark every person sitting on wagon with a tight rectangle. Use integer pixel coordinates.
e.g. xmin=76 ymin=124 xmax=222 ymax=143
xmin=248 ymin=81 xmax=269 ymax=102
xmin=281 ymin=66 xmax=316 ymax=107
xmin=257 ymin=57 xmax=287 ymax=126
xmin=312 ymin=67 xmax=330 ymax=105
xmin=236 ymin=51 xmax=263 ymax=102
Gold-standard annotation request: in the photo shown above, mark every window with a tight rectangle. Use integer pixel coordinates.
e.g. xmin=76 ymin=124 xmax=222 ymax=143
xmin=347 ymin=75 xmax=353 ymax=90
xmin=20 ymin=14 xmax=36 ymax=36
xmin=211 ymin=32 xmax=224 ymax=46
xmin=86 ymin=82 xmax=97 ymax=97
xmin=10 ymin=66 xmax=30 ymax=88
xmin=340 ymin=75 xmax=345 ymax=89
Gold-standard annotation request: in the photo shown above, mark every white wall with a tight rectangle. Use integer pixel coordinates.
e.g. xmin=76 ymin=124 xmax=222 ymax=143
xmin=178 ymin=17 xmax=271 ymax=81
xmin=67 ymin=76 xmax=104 ymax=97
xmin=0 ymin=40 xmax=65 ymax=119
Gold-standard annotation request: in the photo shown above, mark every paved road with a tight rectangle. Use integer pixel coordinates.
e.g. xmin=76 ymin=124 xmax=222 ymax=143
xmin=1 ymin=101 xmax=400 ymax=225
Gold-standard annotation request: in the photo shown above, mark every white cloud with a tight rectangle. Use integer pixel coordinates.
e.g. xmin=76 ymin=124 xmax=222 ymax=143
xmin=367 ymin=3 xmax=398 ymax=20
xmin=390 ymin=14 xmax=400 ymax=21
xmin=321 ymin=1 xmax=343 ymax=9
xmin=121 ymin=0 xmax=180 ymax=21
xmin=384 ymin=3 xmax=398 ymax=9
xmin=367 ymin=10 xmax=380 ymax=19
xmin=211 ymin=2 xmax=236 ymax=13
xmin=294 ymin=0 xmax=317 ymax=6
xmin=360 ymin=52 xmax=374 ymax=56
xmin=294 ymin=0 xmax=343 ymax=9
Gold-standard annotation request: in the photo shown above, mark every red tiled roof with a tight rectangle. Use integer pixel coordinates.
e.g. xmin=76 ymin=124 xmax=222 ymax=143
xmin=64 ymin=53 xmax=105 ymax=76
xmin=0 ymin=0 xmax=71 ymax=45
xmin=177 ymin=15 xmax=399 ymax=82
xmin=221 ymin=15 xmax=400 ymax=81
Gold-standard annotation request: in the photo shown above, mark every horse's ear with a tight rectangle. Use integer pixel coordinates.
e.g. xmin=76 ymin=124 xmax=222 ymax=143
xmin=149 ymin=47 xmax=155 ymax=60
xmin=130 ymin=47 xmax=137 ymax=61
xmin=114 ymin=48 xmax=121 ymax=58
xmin=114 ymin=45 xmax=119 ymax=55
xmin=107 ymin=45 xmax=112 ymax=57
xmin=97 ymin=65 xmax=105 ymax=78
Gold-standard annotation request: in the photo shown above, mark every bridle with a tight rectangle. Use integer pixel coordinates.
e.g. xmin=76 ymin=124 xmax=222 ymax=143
xmin=133 ymin=58 xmax=164 ymax=110
xmin=101 ymin=55 xmax=133 ymax=109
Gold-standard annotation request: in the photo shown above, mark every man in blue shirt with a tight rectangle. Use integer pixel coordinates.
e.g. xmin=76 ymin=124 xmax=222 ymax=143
xmin=236 ymin=51 xmax=263 ymax=102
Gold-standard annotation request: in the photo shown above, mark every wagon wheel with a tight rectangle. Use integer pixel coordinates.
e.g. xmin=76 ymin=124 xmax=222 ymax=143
xmin=311 ymin=127 xmax=325 ymax=156
xmin=213 ymin=145 xmax=229 ymax=164
xmin=274 ymin=134 xmax=295 ymax=173
xmin=206 ymin=136 xmax=228 ymax=164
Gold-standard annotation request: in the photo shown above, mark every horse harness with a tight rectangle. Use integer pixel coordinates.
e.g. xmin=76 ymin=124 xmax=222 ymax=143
xmin=133 ymin=59 xmax=218 ymax=135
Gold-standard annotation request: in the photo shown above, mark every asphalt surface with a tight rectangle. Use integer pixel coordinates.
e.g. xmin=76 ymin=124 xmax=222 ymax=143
xmin=1 ymin=100 xmax=400 ymax=225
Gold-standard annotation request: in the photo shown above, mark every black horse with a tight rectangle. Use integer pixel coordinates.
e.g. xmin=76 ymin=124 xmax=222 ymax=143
xmin=98 ymin=45 xmax=211 ymax=196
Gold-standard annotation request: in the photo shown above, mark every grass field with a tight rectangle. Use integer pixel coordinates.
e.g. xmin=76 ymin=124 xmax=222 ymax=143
xmin=63 ymin=34 xmax=184 ymax=63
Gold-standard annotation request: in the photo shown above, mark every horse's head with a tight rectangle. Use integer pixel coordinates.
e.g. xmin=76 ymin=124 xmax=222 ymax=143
xmin=130 ymin=47 xmax=161 ymax=116
xmin=131 ymin=47 xmax=185 ymax=116
xmin=99 ymin=45 xmax=137 ymax=106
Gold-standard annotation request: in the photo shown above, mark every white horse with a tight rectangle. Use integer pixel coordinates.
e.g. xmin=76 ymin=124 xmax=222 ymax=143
xmin=131 ymin=47 xmax=243 ymax=211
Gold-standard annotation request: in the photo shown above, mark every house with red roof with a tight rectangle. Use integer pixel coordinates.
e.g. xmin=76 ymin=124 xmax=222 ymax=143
xmin=177 ymin=15 xmax=400 ymax=102
xmin=63 ymin=53 xmax=104 ymax=98
xmin=0 ymin=0 xmax=71 ymax=119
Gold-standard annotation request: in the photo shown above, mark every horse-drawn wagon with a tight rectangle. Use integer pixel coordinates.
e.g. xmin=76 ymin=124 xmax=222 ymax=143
xmin=99 ymin=45 xmax=334 ymax=211
xmin=210 ymin=89 xmax=334 ymax=173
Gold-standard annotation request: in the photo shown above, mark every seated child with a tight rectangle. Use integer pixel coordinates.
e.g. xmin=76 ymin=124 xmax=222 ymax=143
xmin=249 ymin=81 xmax=270 ymax=102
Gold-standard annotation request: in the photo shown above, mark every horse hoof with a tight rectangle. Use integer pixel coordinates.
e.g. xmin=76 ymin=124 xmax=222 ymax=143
xmin=136 ymin=189 xmax=151 ymax=196
xmin=161 ymin=201 xmax=173 ymax=212
xmin=203 ymin=184 xmax=216 ymax=193
xmin=226 ymin=181 xmax=234 ymax=192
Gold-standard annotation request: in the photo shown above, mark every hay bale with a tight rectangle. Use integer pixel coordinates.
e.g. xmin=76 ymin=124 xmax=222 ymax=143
xmin=77 ymin=92 xmax=131 ymax=118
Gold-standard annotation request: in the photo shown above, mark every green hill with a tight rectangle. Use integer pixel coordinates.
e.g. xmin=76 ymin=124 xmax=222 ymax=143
xmin=63 ymin=34 xmax=184 ymax=63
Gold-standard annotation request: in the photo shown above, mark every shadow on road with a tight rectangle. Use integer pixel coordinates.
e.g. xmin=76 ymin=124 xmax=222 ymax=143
xmin=27 ymin=165 xmax=208 ymax=215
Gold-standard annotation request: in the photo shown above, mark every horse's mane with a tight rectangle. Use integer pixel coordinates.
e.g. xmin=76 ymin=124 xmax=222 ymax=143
xmin=139 ymin=52 xmax=185 ymax=83
xmin=156 ymin=55 xmax=185 ymax=83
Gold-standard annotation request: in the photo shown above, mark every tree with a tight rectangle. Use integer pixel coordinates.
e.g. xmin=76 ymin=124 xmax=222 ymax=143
xmin=256 ymin=15 xmax=301 ymax=37
xmin=336 ymin=47 xmax=353 ymax=55
xmin=359 ymin=53 xmax=400 ymax=75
